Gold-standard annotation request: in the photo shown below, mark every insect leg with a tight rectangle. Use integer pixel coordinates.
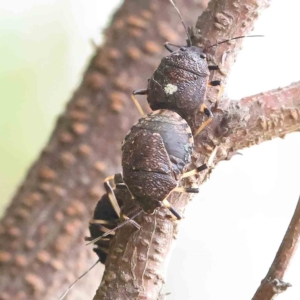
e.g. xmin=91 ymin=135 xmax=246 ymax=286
xmin=132 ymin=89 xmax=148 ymax=116
xmin=165 ymin=187 xmax=200 ymax=219
xmin=215 ymin=84 xmax=224 ymax=110
xmin=105 ymin=176 xmax=140 ymax=230
xmin=208 ymin=80 xmax=221 ymax=86
xmin=122 ymin=214 xmax=141 ymax=230
xmin=182 ymin=146 xmax=218 ymax=179
xmin=161 ymin=187 xmax=203 ymax=220
xmin=181 ymin=164 xmax=207 ymax=178
xmin=194 ymin=104 xmax=214 ymax=137
xmin=104 ymin=177 xmax=121 ymax=218
xmin=208 ymin=65 xmax=219 ymax=71
xmin=86 ymin=210 xmax=143 ymax=245
xmin=173 ymin=187 xmax=199 ymax=193
xmin=161 ymin=199 xmax=182 ymax=220
xmin=207 ymin=80 xmax=225 ymax=111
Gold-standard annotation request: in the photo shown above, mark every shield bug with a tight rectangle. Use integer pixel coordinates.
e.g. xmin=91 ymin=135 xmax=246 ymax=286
xmin=131 ymin=1 xmax=262 ymax=136
xmin=131 ymin=0 xmax=222 ymax=137
xmin=121 ymin=109 xmax=216 ymax=219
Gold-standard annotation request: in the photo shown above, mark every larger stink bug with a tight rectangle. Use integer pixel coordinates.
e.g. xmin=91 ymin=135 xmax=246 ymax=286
xmin=121 ymin=109 xmax=215 ymax=219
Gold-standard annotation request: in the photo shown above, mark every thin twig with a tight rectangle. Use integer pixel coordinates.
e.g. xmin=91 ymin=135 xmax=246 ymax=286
xmin=252 ymin=195 xmax=300 ymax=300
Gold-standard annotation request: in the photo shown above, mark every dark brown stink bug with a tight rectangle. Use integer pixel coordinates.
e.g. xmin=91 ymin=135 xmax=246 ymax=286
xmin=122 ymin=109 xmax=213 ymax=219
xmin=132 ymin=44 xmax=220 ymax=137
xmin=131 ymin=1 xmax=262 ymax=136
xmin=131 ymin=0 xmax=222 ymax=137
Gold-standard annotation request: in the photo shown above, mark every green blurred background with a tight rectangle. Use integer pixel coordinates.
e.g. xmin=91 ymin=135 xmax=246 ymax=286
xmin=0 ymin=0 xmax=121 ymax=215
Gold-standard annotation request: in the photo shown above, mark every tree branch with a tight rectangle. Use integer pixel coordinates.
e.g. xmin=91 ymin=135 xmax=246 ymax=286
xmin=252 ymin=194 xmax=300 ymax=299
xmin=200 ymin=81 xmax=300 ymax=158
xmin=94 ymin=0 xmax=278 ymax=299
xmin=95 ymin=81 xmax=300 ymax=300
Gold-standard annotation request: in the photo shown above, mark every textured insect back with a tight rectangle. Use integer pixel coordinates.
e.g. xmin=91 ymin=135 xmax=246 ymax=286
xmin=131 ymin=0 xmax=218 ymax=136
xmin=147 ymin=46 xmax=210 ymax=119
xmin=122 ymin=110 xmax=195 ymax=215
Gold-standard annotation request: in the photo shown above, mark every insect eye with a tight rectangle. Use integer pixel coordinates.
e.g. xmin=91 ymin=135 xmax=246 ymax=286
xmin=200 ymin=53 xmax=206 ymax=59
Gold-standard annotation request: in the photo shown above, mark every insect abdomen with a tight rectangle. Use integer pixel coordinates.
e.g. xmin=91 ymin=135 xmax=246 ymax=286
xmin=122 ymin=110 xmax=193 ymax=213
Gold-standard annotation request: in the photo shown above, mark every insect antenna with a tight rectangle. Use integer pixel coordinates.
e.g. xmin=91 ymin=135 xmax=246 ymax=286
xmin=169 ymin=0 xmax=192 ymax=46
xmin=86 ymin=209 xmax=143 ymax=245
xmin=58 ymin=259 xmax=100 ymax=300
xmin=207 ymin=35 xmax=264 ymax=49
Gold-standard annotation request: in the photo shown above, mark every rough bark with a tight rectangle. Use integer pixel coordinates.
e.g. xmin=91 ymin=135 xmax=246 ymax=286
xmin=0 ymin=0 xmax=205 ymax=299
xmin=95 ymin=0 xmax=285 ymax=299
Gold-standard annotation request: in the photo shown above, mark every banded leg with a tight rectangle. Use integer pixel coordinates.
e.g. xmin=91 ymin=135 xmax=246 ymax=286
xmin=194 ymin=104 xmax=214 ymax=137
xmin=161 ymin=164 xmax=209 ymax=220
xmin=104 ymin=175 xmax=140 ymax=230
xmin=167 ymin=147 xmax=218 ymax=219
xmin=208 ymin=65 xmax=219 ymax=71
xmin=161 ymin=199 xmax=182 ymax=220
xmin=161 ymin=190 xmax=200 ymax=220
xmin=194 ymin=78 xmax=225 ymax=137
xmin=173 ymin=187 xmax=199 ymax=193
xmin=181 ymin=163 xmax=208 ymax=179
xmin=132 ymin=89 xmax=147 ymax=116
xmin=207 ymin=74 xmax=225 ymax=111
xmin=161 ymin=188 xmax=200 ymax=220
xmin=182 ymin=147 xmax=218 ymax=180
xmin=104 ymin=175 xmax=120 ymax=218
